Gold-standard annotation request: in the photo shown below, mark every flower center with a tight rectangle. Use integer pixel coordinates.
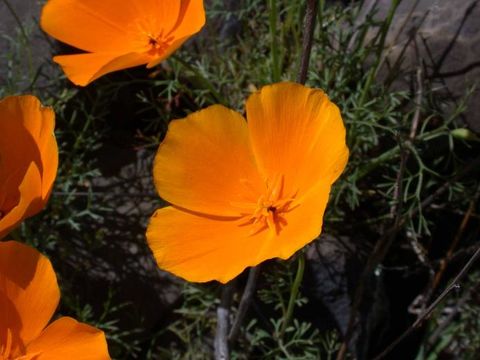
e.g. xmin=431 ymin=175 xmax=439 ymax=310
xmin=0 ymin=328 xmax=38 ymax=360
xmin=0 ymin=328 xmax=13 ymax=360
xmin=237 ymin=175 xmax=298 ymax=236
xmin=147 ymin=31 xmax=174 ymax=56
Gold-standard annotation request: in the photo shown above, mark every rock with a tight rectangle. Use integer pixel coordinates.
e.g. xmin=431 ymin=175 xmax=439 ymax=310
xmin=0 ymin=0 xmax=52 ymax=90
xmin=359 ymin=0 xmax=480 ymax=133
xmin=304 ymin=235 xmax=389 ymax=360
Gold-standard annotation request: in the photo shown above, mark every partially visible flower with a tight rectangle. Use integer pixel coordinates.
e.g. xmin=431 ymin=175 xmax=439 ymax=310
xmin=0 ymin=96 xmax=58 ymax=239
xmin=0 ymin=241 xmax=110 ymax=359
xmin=40 ymin=0 xmax=206 ymax=86
xmin=146 ymin=82 xmax=349 ymax=283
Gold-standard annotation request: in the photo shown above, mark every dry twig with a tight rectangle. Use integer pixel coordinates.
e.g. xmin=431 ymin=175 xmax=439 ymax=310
xmin=228 ymin=267 xmax=261 ymax=344
xmin=373 ymin=244 xmax=480 ymax=359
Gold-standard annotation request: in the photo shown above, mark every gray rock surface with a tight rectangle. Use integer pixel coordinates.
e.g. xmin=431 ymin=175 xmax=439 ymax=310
xmin=361 ymin=0 xmax=480 ymax=132
xmin=0 ymin=0 xmax=51 ymax=90
xmin=0 ymin=0 xmax=39 ymax=37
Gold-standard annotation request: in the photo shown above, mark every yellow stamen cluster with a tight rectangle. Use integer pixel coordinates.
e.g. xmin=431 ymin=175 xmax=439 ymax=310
xmin=237 ymin=175 xmax=298 ymax=235
xmin=147 ymin=31 xmax=174 ymax=56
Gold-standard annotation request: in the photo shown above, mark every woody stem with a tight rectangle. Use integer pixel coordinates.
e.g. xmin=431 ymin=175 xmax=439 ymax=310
xmin=228 ymin=266 xmax=262 ymax=344
xmin=214 ymin=281 xmax=234 ymax=360
xmin=297 ymin=0 xmax=318 ymax=84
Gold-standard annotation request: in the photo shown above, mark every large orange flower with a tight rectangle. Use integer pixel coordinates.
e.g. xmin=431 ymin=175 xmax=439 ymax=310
xmin=40 ymin=0 xmax=206 ymax=86
xmin=0 ymin=241 xmax=110 ymax=359
xmin=0 ymin=96 xmax=58 ymax=239
xmin=146 ymin=82 xmax=349 ymax=283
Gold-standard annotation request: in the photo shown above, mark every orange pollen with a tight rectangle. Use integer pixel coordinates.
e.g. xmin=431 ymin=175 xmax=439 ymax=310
xmin=147 ymin=32 xmax=174 ymax=56
xmin=237 ymin=175 xmax=298 ymax=236
xmin=249 ymin=197 xmax=293 ymax=235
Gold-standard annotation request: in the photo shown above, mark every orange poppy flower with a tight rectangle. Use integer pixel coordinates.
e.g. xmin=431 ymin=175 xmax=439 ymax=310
xmin=40 ymin=0 xmax=206 ymax=86
xmin=146 ymin=82 xmax=349 ymax=283
xmin=0 ymin=96 xmax=58 ymax=239
xmin=0 ymin=241 xmax=110 ymax=359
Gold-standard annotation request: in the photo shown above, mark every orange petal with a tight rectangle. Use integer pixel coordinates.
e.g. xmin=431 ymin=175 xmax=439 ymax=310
xmin=0 ymin=241 xmax=60 ymax=346
xmin=0 ymin=96 xmax=57 ymax=238
xmin=0 ymin=163 xmax=42 ymax=239
xmin=41 ymin=0 xmax=158 ymax=53
xmin=146 ymin=182 xmax=331 ymax=283
xmin=5 ymin=96 xmax=58 ymax=210
xmin=169 ymin=0 xmax=206 ymax=39
xmin=0 ymin=96 xmax=42 ymax=178
xmin=146 ymin=37 xmax=189 ymax=68
xmin=41 ymin=1 xmax=206 ymax=84
xmin=41 ymin=0 xmax=203 ymax=52
xmin=0 ymin=288 xmax=24 ymax=357
xmin=246 ymin=82 xmax=349 ymax=197
xmin=25 ymin=317 xmax=110 ymax=360
xmin=53 ymin=52 xmax=151 ymax=86
xmin=113 ymin=0 xmax=204 ymax=45
xmin=153 ymin=105 xmax=264 ymax=217
xmin=140 ymin=0 xmax=206 ymax=68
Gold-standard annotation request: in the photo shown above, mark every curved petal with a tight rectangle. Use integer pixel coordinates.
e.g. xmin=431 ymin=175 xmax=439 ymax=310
xmin=146 ymin=182 xmax=331 ymax=283
xmin=6 ymin=95 xmax=58 ymax=207
xmin=146 ymin=36 xmax=188 ymax=69
xmin=0 ymin=163 xmax=42 ymax=239
xmin=0 ymin=288 xmax=24 ymax=357
xmin=38 ymin=115 xmax=58 ymax=204
xmin=132 ymin=0 xmax=188 ymax=39
xmin=0 ymin=96 xmax=42 ymax=177
xmin=41 ymin=0 xmax=201 ymax=53
xmin=41 ymin=1 xmax=205 ymax=84
xmin=169 ymin=0 xmax=206 ymax=39
xmin=246 ymin=82 xmax=349 ymax=197
xmin=53 ymin=52 xmax=151 ymax=86
xmin=26 ymin=317 xmax=110 ymax=360
xmin=153 ymin=105 xmax=264 ymax=217
xmin=0 ymin=96 xmax=57 ymax=237
xmin=0 ymin=241 xmax=60 ymax=346
xmin=41 ymin=0 xmax=158 ymax=53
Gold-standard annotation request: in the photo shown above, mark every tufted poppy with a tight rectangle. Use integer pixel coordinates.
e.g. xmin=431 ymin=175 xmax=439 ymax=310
xmin=40 ymin=0 xmax=206 ymax=86
xmin=0 ymin=96 xmax=58 ymax=239
xmin=146 ymin=82 xmax=349 ymax=283
xmin=0 ymin=241 xmax=110 ymax=359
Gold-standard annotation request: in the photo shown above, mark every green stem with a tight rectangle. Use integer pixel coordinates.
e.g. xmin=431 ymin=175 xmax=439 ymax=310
xmin=318 ymin=0 xmax=326 ymax=36
xmin=269 ymin=0 xmax=281 ymax=82
xmin=355 ymin=126 xmax=446 ymax=181
xmin=356 ymin=144 xmax=400 ymax=180
xmin=279 ymin=253 xmax=305 ymax=339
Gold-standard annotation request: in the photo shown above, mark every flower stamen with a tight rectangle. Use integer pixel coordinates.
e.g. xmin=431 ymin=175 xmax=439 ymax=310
xmin=0 ymin=328 xmax=13 ymax=360
xmin=237 ymin=175 xmax=298 ymax=236
xmin=147 ymin=32 xmax=174 ymax=56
